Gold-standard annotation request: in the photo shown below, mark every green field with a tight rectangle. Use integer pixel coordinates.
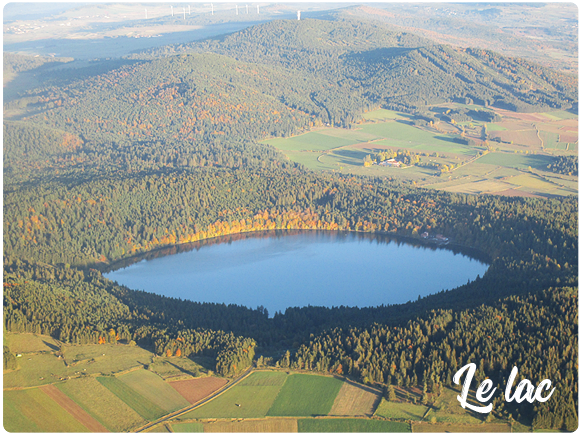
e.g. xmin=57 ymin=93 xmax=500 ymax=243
xmin=540 ymin=131 xmax=561 ymax=149
xmin=506 ymin=174 xmax=557 ymax=191
xmin=4 ymin=388 xmax=90 ymax=432
xmin=179 ymin=372 xmax=288 ymax=419
xmin=298 ymin=418 xmax=410 ymax=432
xmin=359 ymin=122 xmax=475 ymax=156
xmin=486 ymin=123 xmax=507 ymax=131
xmin=265 ymin=132 xmax=361 ymax=151
xmin=97 ymin=375 xmax=167 ymax=421
xmin=362 ymin=109 xmax=410 ymax=121
xmin=477 ymin=152 xmax=554 ymax=170
xmin=171 ymin=422 xmax=205 ymax=432
xmin=238 ymin=370 xmax=288 ymax=386
xmin=57 ymin=376 xmax=146 ymax=432
xmin=119 ymin=369 xmax=190 ymax=412
xmin=283 ymin=150 xmax=335 ymax=171
xmin=267 ymin=374 xmax=343 ymax=417
xmin=374 ymin=398 xmax=429 ymax=421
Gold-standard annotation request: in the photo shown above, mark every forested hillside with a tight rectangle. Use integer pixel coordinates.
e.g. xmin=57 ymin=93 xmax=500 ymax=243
xmin=3 ymin=15 xmax=577 ymax=430
xmin=142 ymin=19 xmax=577 ymax=116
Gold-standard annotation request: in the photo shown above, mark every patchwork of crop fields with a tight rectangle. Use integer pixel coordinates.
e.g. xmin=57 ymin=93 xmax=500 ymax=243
xmin=97 ymin=375 xmax=167 ymax=421
xmin=263 ymin=106 xmax=577 ymax=198
xmin=4 ymin=340 xmax=156 ymax=389
xmin=4 ymin=388 xmax=90 ymax=432
xmin=57 ymin=377 xmax=146 ymax=432
xmin=4 ymin=361 xmax=514 ymax=433
xmin=178 ymin=372 xmax=287 ymax=419
xmin=0 ymin=333 xmax=538 ymax=433
xmin=41 ymin=384 xmax=108 ymax=432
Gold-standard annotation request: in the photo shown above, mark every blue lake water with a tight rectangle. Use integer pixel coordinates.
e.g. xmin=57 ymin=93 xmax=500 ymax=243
xmin=104 ymin=231 xmax=489 ymax=315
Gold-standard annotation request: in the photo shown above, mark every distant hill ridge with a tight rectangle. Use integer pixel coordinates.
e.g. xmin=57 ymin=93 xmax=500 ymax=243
xmin=136 ymin=17 xmax=577 ymax=116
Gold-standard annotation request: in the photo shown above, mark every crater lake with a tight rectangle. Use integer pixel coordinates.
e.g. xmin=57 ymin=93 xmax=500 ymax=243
xmin=104 ymin=230 xmax=489 ymax=315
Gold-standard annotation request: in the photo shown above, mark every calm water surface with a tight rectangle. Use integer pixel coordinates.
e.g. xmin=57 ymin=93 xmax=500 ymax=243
xmin=105 ymin=231 xmax=488 ymax=314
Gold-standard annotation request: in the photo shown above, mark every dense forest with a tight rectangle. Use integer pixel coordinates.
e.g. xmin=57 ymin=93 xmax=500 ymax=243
xmin=3 ymin=15 xmax=578 ymax=430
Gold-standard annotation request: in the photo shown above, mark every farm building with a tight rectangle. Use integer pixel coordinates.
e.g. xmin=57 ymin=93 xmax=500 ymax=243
xmin=380 ymin=159 xmax=402 ymax=168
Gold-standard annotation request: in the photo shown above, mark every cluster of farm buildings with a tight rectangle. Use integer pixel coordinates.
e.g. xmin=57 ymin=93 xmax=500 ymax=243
xmin=379 ymin=159 xmax=402 ymax=168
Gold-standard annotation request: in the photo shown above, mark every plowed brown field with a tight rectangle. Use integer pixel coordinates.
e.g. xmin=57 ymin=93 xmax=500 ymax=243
xmin=169 ymin=377 xmax=228 ymax=404
xmin=329 ymin=380 xmax=381 ymax=417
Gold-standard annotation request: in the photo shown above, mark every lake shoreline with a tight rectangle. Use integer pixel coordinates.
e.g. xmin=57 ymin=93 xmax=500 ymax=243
xmin=96 ymin=228 xmax=491 ymax=275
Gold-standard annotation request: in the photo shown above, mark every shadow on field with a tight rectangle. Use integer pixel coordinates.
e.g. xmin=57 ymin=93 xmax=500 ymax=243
xmin=332 ymin=149 xmax=369 ymax=162
xmin=42 ymin=340 xmax=59 ymax=351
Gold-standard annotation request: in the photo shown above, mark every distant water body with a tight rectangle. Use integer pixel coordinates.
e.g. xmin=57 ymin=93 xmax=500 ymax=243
xmin=105 ymin=231 xmax=489 ymax=315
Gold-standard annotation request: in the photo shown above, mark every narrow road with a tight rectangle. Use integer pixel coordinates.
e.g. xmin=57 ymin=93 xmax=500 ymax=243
xmin=134 ymin=365 xmax=254 ymax=433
